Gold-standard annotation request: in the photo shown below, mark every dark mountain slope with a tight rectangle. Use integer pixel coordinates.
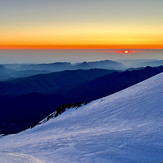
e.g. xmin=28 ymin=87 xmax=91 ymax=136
xmin=0 ymin=93 xmax=70 ymax=134
xmin=61 ymin=66 xmax=163 ymax=101
xmin=0 ymin=69 xmax=114 ymax=95
xmin=0 ymin=66 xmax=163 ymax=135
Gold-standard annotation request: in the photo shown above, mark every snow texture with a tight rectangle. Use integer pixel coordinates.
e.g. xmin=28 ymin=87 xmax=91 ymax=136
xmin=0 ymin=73 xmax=163 ymax=163
xmin=0 ymin=152 xmax=44 ymax=163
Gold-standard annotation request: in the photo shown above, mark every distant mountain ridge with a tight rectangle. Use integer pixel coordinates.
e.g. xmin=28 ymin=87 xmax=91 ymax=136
xmin=74 ymin=60 xmax=125 ymax=70
xmin=0 ymin=60 xmax=125 ymax=81
xmin=2 ymin=59 xmax=163 ymax=81
xmin=18 ymin=60 xmax=126 ymax=71
xmin=0 ymin=69 xmax=115 ymax=95
xmin=56 ymin=66 xmax=163 ymax=101
xmin=120 ymin=59 xmax=163 ymax=68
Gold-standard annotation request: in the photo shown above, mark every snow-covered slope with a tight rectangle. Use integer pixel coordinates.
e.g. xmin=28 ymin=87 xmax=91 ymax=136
xmin=0 ymin=152 xmax=44 ymax=163
xmin=0 ymin=73 xmax=163 ymax=163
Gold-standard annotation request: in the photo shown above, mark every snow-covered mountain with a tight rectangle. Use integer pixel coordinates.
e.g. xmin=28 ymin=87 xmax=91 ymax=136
xmin=0 ymin=152 xmax=44 ymax=163
xmin=0 ymin=73 xmax=163 ymax=163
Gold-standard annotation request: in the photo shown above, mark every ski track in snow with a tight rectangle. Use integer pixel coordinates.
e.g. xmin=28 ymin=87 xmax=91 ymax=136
xmin=0 ymin=73 xmax=163 ymax=163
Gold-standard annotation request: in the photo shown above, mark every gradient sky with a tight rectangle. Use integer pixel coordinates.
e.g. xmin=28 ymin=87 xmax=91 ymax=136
xmin=0 ymin=0 xmax=163 ymax=49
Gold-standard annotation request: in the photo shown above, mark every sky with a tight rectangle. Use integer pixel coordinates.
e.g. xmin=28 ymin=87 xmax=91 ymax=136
xmin=0 ymin=0 xmax=163 ymax=62
xmin=0 ymin=0 xmax=163 ymax=49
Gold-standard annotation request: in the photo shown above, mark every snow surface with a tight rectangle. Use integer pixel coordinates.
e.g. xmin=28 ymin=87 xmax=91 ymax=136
xmin=0 ymin=73 xmax=163 ymax=163
xmin=0 ymin=152 xmax=44 ymax=163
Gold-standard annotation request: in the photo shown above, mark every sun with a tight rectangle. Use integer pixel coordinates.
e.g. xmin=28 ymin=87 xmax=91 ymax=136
xmin=124 ymin=50 xmax=129 ymax=54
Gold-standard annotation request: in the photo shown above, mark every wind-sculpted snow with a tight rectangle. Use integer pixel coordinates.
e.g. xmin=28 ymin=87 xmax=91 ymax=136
xmin=0 ymin=73 xmax=163 ymax=162
xmin=0 ymin=152 xmax=44 ymax=163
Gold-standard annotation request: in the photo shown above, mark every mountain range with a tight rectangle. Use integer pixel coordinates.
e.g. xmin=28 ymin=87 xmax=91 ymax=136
xmin=0 ymin=66 xmax=163 ymax=134
xmin=1 ymin=60 xmax=125 ymax=81
xmin=121 ymin=59 xmax=163 ymax=68
xmin=0 ymin=69 xmax=115 ymax=95
xmin=0 ymin=73 xmax=163 ymax=163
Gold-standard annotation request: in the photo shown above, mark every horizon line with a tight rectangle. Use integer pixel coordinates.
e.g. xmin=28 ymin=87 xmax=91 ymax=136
xmin=0 ymin=44 xmax=163 ymax=50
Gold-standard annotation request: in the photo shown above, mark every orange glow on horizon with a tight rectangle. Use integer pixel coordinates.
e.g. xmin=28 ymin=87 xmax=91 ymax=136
xmin=0 ymin=44 xmax=163 ymax=50
xmin=0 ymin=23 xmax=163 ymax=50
